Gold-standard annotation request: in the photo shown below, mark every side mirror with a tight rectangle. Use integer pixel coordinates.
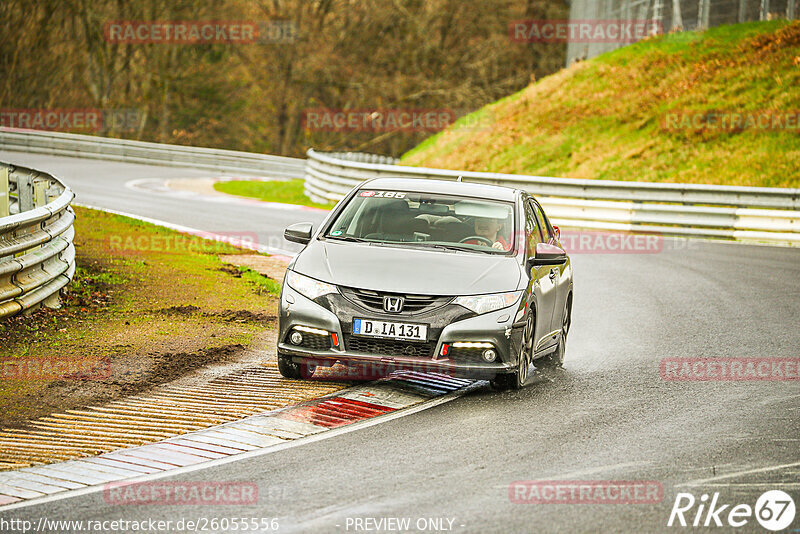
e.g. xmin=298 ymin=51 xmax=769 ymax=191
xmin=528 ymin=242 xmax=567 ymax=267
xmin=284 ymin=222 xmax=314 ymax=245
xmin=552 ymin=225 xmax=561 ymax=241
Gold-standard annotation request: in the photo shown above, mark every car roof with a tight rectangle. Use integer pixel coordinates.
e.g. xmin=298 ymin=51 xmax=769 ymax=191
xmin=362 ymin=177 xmax=518 ymax=202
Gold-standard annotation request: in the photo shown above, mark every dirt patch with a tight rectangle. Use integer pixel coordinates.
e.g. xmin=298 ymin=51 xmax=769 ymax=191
xmin=218 ymin=264 xmax=243 ymax=277
xmin=2 ymin=344 xmax=248 ymax=429
xmin=107 ymin=343 xmax=245 ymax=397
xmin=212 ymin=309 xmax=277 ymax=324
xmin=156 ymin=305 xmax=276 ymax=324
xmin=159 ymin=304 xmax=202 ymax=314
xmin=219 ymin=254 xmax=289 ymax=283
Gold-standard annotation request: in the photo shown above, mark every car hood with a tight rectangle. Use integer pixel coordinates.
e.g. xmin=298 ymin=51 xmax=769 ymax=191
xmin=292 ymin=240 xmax=521 ymax=295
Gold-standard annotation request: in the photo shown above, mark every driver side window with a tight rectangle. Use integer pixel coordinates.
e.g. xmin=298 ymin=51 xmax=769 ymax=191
xmin=524 ymin=200 xmax=543 ymax=256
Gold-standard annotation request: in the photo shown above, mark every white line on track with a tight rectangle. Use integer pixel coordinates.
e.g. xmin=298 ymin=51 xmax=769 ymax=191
xmin=675 ymin=461 xmax=800 ymax=487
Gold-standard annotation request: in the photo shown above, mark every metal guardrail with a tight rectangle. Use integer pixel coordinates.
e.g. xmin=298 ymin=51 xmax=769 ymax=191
xmin=0 ymin=162 xmax=76 ymax=319
xmin=0 ymin=128 xmax=305 ymax=179
xmin=305 ymin=149 xmax=800 ymax=245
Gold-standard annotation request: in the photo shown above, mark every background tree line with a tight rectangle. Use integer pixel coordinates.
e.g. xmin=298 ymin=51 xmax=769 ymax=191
xmin=0 ymin=0 xmax=568 ymax=157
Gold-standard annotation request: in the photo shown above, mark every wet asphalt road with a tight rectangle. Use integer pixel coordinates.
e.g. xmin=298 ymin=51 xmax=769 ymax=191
xmin=1 ymin=151 xmax=798 ymax=533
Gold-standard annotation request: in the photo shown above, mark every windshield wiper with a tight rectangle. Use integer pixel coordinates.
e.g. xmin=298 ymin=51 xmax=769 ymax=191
xmin=401 ymin=242 xmax=501 ymax=254
xmin=397 ymin=242 xmax=462 ymax=252
xmin=436 ymin=244 xmax=504 ymax=254
xmin=325 ymin=235 xmax=367 ymax=243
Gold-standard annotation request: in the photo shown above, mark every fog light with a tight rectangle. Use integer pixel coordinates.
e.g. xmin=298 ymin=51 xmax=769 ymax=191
xmin=290 ymin=331 xmax=303 ymax=345
xmin=482 ymin=349 xmax=497 ymax=362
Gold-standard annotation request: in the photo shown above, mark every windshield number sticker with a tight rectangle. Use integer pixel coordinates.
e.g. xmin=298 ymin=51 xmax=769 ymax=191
xmin=360 ymin=191 xmax=406 ymax=199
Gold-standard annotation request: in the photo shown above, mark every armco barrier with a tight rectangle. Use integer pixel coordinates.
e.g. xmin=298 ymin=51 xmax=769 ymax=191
xmin=0 ymin=162 xmax=76 ymax=319
xmin=0 ymin=128 xmax=304 ymax=179
xmin=304 ymin=149 xmax=800 ymax=245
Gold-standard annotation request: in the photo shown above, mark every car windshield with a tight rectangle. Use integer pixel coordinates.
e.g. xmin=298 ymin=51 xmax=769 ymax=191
xmin=324 ymin=189 xmax=516 ymax=255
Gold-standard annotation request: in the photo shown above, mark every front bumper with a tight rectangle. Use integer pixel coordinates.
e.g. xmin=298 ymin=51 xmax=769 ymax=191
xmin=278 ymin=284 xmax=523 ymax=379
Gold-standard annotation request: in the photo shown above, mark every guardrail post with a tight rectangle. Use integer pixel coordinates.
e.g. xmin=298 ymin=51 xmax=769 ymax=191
xmin=17 ymin=173 xmax=34 ymax=212
xmin=0 ymin=167 xmax=8 ymax=217
xmin=34 ymin=178 xmax=48 ymax=208
xmin=34 ymin=177 xmax=64 ymax=310
xmin=46 ymin=183 xmax=60 ymax=203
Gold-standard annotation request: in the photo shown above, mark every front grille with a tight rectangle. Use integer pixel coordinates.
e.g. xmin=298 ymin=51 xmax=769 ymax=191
xmin=286 ymin=330 xmax=331 ymax=351
xmin=340 ymin=287 xmax=452 ymax=315
xmin=344 ymin=334 xmax=434 ymax=358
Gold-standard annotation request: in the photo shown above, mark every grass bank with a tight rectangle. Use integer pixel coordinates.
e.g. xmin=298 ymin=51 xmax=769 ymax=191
xmin=214 ymin=179 xmax=335 ymax=209
xmin=401 ymin=21 xmax=800 ymax=188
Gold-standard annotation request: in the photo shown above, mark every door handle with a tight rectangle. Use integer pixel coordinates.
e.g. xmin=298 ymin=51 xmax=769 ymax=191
xmin=549 ymin=269 xmax=557 ymax=280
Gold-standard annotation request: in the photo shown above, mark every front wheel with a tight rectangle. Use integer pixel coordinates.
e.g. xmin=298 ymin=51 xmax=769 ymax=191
xmin=278 ymin=353 xmax=316 ymax=379
xmin=535 ymin=297 xmax=570 ymax=369
xmin=491 ymin=309 xmax=534 ymax=390
xmin=278 ymin=353 xmax=301 ymax=378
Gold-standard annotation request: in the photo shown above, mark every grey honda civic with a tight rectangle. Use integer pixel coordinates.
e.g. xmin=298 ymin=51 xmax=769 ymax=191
xmin=277 ymin=178 xmax=573 ymax=389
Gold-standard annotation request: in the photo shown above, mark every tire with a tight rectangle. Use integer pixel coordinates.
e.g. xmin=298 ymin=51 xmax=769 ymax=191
xmin=535 ymin=296 xmax=571 ymax=369
xmin=278 ymin=353 xmax=302 ymax=379
xmin=491 ymin=309 xmax=535 ymax=390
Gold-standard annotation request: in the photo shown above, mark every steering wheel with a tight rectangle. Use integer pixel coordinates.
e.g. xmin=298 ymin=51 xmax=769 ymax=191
xmin=460 ymin=235 xmax=494 ymax=246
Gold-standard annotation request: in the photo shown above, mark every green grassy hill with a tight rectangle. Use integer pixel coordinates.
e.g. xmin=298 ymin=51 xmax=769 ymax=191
xmin=401 ymin=21 xmax=800 ymax=188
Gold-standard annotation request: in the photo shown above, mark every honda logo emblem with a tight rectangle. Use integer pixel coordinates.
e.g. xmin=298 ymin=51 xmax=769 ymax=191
xmin=383 ymin=296 xmax=404 ymax=313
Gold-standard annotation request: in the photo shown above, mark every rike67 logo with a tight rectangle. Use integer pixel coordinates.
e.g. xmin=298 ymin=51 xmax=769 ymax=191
xmin=668 ymin=490 xmax=795 ymax=531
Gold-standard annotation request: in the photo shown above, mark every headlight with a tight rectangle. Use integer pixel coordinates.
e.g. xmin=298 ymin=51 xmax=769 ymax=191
xmin=286 ymin=270 xmax=337 ymax=300
xmin=453 ymin=291 xmax=522 ymax=315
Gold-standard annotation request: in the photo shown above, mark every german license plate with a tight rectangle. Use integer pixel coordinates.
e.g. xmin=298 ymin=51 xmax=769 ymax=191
xmin=353 ymin=318 xmax=427 ymax=341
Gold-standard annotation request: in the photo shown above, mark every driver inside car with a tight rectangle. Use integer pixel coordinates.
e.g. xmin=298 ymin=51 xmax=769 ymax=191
xmin=466 ymin=217 xmax=511 ymax=251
